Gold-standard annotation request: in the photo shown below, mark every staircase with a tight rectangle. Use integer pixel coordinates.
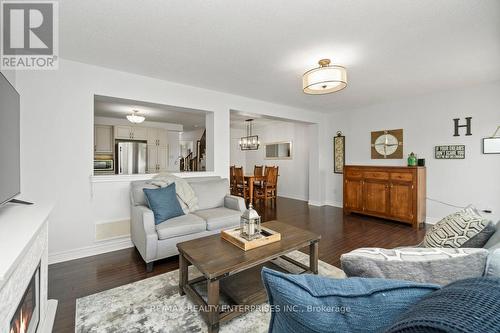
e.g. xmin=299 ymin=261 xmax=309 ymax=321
xmin=180 ymin=130 xmax=206 ymax=172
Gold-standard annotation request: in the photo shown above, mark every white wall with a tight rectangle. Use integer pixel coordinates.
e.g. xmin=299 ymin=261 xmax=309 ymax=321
xmin=179 ymin=128 xmax=205 ymax=153
xmin=325 ymin=82 xmax=500 ymax=223
xmin=1 ymin=70 xmax=16 ymax=87
xmin=232 ymin=122 xmax=310 ymax=201
xmin=15 ymin=59 xmax=325 ymax=259
xmin=229 ymin=127 xmax=247 ymax=168
xmin=180 ymin=128 xmax=205 ymax=142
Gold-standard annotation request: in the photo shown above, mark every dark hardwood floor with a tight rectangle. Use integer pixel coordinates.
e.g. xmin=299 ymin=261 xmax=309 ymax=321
xmin=48 ymin=197 xmax=426 ymax=332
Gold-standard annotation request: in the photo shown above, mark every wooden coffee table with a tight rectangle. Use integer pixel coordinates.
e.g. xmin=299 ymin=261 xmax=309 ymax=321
xmin=177 ymin=220 xmax=320 ymax=333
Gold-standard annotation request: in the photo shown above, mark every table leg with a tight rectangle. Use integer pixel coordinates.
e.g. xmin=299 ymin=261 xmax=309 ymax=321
xmin=179 ymin=253 xmax=188 ymax=296
xmin=248 ymin=177 xmax=254 ymax=204
xmin=310 ymin=241 xmax=319 ymax=274
xmin=207 ymin=279 xmax=220 ymax=333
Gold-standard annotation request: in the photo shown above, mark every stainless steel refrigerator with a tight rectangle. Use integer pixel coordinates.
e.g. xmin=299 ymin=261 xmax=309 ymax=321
xmin=116 ymin=142 xmax=147 ymax=174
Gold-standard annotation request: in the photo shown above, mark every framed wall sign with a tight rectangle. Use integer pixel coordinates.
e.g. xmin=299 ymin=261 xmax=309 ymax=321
xmin=371 ymin=129 xmax=404 ymax=159
xmin=483 ymin=138 xmax=500 ymax=154
xmin=435 ymin=145 xmax=465 ymax=159
xmin=333 ymin=132 xmax=345 ymax=174
xmin=483 ymin=126 xmax=500 ymax=154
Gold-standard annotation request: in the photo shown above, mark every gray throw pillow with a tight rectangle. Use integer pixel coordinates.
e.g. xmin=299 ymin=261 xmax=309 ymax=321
xmin=423 ymin=206 xmax=490 ymax=248
xmin=340 ymin=247 xmax=489 ymax=286
xmin=460 ymin=221 xmax=496 ymax=248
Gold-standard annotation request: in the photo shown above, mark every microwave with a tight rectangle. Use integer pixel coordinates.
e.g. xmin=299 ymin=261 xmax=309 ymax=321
xmin=94 ymin=159 xmax=114 ymax=171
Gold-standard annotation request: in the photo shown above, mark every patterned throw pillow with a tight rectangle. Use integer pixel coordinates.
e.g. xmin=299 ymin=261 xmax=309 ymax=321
xmin=340 ymin=247 xmax=489 ymax=286
xmin=423 ymin=206 xmax=490 ymax=248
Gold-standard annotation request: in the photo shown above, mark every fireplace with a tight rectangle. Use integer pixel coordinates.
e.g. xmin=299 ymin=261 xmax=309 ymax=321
xmin=9 ymin=265 xmax=40 ymax=333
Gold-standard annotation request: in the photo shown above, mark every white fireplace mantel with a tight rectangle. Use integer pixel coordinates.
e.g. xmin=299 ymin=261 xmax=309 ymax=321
xmin=0 ymin=202 xmax=57 ymax=333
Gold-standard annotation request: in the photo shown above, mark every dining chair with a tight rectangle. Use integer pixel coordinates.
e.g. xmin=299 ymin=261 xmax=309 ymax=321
xmin=254 ymin=165 xmax=263 ymax=176
xmin=255 ymin=166 xmax=278 ymax=206
xmin=254 ymin=165 xmax=264 ymax=187
xmin=229 ymin=165 xmax=236 ymax=195
xmin=234 ymin=167 xmax=249 ymax=201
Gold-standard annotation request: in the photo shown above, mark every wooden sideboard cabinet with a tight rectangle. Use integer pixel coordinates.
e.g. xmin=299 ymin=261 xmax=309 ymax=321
xmin=343 ymin=165 xmax=426 ymax=228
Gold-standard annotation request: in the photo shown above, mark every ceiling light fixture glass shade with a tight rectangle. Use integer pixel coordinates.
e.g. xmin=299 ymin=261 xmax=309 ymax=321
xmin=239 ymin=119 xmax=260 ymax=151
xmin=126 ymin=110 xmax=145 ymax=124
xmin=303 ymin=59 xmax=347 ymax=95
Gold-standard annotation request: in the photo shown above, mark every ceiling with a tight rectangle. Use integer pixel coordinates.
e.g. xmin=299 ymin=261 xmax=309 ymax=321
xmin=94 ymin=95 xmax=207 ymax=131
xmin=230 ymin=110 xmax=310 ymax=130
xmin=62 ymin=1 xmax=500 ymax=113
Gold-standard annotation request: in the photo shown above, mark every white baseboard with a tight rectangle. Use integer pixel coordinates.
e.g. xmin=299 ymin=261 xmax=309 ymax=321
xmin=278 ymin=193 xmax=308 ymax=202
xmin=425 ymin=217 xmax=441 ymax=225
xmin=48 ymin=237 xmax=134 ymax=265
xmin=308 ymin=200 xmax=342 ymax=207
xmin=323 ymin=201 xmax=343 ymax=208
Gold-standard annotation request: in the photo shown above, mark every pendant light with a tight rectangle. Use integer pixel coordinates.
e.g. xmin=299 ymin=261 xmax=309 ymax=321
xmin=239 ymin=119 xmax=260 ymax=150
xmin=126 ymin=110 xmax=145 ymax=124
xmin=303 ymin=59 xmax=347 ymax=95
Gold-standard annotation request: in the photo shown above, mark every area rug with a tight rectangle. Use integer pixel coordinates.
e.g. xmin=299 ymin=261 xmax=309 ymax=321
xmin=76 ymin=251 xmax=345 ymax=333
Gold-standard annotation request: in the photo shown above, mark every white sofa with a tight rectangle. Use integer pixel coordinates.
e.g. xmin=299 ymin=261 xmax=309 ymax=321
xmin=130 ymin=176 xmax=246 ymax=271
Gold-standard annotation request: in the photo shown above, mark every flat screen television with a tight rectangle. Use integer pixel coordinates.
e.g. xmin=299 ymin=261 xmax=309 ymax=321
xmin=0 ymin=72 xmax=21 ymax=206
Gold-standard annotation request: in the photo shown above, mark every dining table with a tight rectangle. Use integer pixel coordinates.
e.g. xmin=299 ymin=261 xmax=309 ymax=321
xmin=243 ymin=174 xmax=265 ymax=203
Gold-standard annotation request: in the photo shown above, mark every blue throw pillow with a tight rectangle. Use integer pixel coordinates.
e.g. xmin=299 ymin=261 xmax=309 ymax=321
xmin=143 ymin=183 xmax=184 ymax=225
xmin=261 ymin=267 xmax=440 ymax=333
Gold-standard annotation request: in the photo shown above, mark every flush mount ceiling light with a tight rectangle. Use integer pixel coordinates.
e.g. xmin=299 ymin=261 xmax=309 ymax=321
xmin=126 ymin=110 xmax=145 ymax=124
xmin=239 ymin=119 xmax=260 ymax=151
xmin=302 ymin=58 xmax=347 ymax=95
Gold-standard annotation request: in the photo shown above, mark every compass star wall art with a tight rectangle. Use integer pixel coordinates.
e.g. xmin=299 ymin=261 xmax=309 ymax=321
xmin=371 ymin=129 xmax=404 ymax=159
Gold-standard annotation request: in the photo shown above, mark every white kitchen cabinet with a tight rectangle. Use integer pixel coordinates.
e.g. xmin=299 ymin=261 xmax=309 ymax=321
xmin=147 ymin=128 xmax=168 ymax=146
xmin=147 ymin=145 xmax=158 ymax=173
xmin=114 ymin=126 xmax=131 ymax=140
xmin=94 ymin=125 xmax=113 ymax=153
xmin=114 ymin=126 xmax=148 ymax=140
xmin=147 ymin=145 xmax=168 ymax=173
xmin=132 ymin=127 xmax=148 ymax=140
xmin=157 ymin=146 xmax=168 ymax=172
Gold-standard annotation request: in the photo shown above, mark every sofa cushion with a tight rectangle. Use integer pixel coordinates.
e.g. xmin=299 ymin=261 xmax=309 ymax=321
xmin=341 ymin=247 xmax=489 ymax=286
xmin=423 ymin=206 xmax=490 ymax=248
xmin=143 ymin=183 xmax=185 ymax=225
xmin=131 ymin=182 xmax=158 ymax=206
xmin=261 ymin=267 xmax=440 ymax=333
xmin=194 ymin=207 xmax=241 ymax=231
xmin=155 ymin=213 xmax=206 ymax=240
xmin=460 ymin=221 xmax=496 ymax=248
xmin=485 ymin=249 xmax=500 ymax=278
xmin=189 ymin=179 xmax=229 ymax=210
xmin=384 ymin=277 xmax=500 ymax=333
xmin=484 ymin=221 xmax=500 ymax=250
